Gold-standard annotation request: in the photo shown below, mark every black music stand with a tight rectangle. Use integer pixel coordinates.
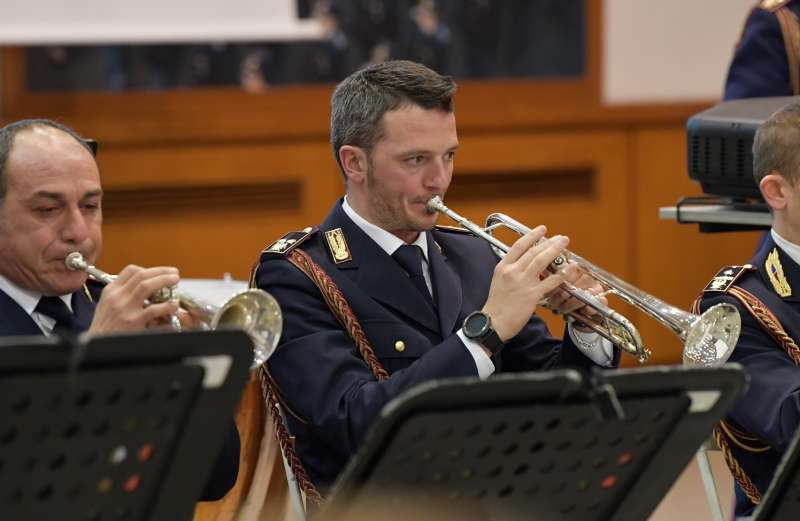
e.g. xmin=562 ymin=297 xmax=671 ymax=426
xmin=752 ymin=417 xmax=800 ymax=520
xmin=322 ymin=365 xmax=746 ymax=521
xmin=0 ymin=330 xmax=252 ymax=521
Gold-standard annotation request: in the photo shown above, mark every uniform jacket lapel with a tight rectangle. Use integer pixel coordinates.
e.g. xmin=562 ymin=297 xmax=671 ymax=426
xmin=0 ymin=288 xmax=44 ymax=336
xmin=71 ymin=286 xmax=97 ymax=332
xmin=320 ymin=202 xmax=440 ymax=333
xmin=427 ymin=232 xmax=462 ymax=335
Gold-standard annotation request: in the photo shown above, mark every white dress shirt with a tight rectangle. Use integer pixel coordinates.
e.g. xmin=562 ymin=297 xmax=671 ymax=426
xmin=341 ymin=197 xmax=614 ymax=378
xmin=772 ymin=228 xmax=800 ymax=266
xmin=0 ymin=274 xmax=73 ymax=335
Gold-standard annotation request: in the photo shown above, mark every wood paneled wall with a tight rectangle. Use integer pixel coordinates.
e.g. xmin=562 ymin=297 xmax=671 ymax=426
xmin=1 ymin=79 xmax=757 ymax=365
xmin=97 ymin=106 xmax=757 ymax=365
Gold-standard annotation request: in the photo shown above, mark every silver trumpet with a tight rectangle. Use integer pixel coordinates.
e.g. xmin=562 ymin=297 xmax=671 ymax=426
xmin=65 ymin=252 xmax=282 ymax=366
xmin=427 ymin=196 xmax=741 ymax=367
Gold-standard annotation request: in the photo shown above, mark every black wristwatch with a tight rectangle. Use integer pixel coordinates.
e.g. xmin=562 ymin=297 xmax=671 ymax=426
xmin=463 ymin=310 xmax=505 ymax=355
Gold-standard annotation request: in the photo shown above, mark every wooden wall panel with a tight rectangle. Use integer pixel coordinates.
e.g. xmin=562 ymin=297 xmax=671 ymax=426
xmin=95 ymin=141 xmax=344 ymax=278
xmin=449 ymin=130 xmax=631 ymax=337
xmin=0 ymin=66 xmax=736 ymax=367
xmin=630 ymin=127 xmax=759 ymax=364
xmin=88 ymin=125 xmax=649 ymax=351
xmin=81 ymin=114 xmax=743 ymax=368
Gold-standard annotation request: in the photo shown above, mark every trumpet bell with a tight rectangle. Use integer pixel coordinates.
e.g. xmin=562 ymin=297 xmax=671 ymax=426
xmin=683 ymin=303 xmax=741 ymax=367
xmin=212 ymin=289 xmax=283 ymax=366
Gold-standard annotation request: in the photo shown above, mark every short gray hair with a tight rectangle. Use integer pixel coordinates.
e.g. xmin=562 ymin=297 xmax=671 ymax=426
xmin=330 ymin=60 xmax=456 ymax=179
xmin=0 ymin=119 xmax=95 ymax=200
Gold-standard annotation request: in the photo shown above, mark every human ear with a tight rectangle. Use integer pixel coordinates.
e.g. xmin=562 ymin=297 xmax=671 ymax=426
xmin=761 ymin=172 xmax=790 ymax=211
xmin=339 ymin=146 xmax=368 ymax=186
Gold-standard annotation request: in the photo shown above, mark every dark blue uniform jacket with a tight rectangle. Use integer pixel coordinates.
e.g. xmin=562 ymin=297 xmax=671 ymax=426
xmin=0 ymin=281 xmax=240 ymax=501
xmin=699 ymin=235 xmax=800 ymax=515
xmin=256 ymin=199 xmax=619 ymax=490
xmin=725 ymin=1 xmax=800 ymax=100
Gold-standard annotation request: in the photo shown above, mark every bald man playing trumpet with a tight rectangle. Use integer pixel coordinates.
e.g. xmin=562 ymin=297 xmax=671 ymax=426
xmin=0 ymin=118 xmax=239 ymax=500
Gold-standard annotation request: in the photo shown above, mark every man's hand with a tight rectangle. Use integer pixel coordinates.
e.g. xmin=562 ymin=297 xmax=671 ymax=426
xmin=88 ymin=265 xmax=181 ymax=334
xmin=481 ymin=226 xmax=570 ymax=343
xmin=545 ymin=264 xmax=608 ymax=333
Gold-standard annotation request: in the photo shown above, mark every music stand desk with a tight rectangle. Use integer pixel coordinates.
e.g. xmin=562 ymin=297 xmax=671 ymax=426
xmin=323 ymin=365 xmax=746 ymax=521
xmin=752 ymin=412 xmax=800 ymax=521
xmin=0 ymin=330 xmax=251 ymax=521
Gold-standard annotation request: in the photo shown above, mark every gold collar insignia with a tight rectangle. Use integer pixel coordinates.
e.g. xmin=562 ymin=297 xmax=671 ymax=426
xmin=325 ymin=228 xmax=352 ymax=264
xmin=766 ymin=248 xmax=792 ymax=297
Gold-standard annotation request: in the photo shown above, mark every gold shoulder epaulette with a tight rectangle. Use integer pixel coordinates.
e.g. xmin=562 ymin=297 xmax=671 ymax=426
xmin=760 ymin=0 xmax=794 ymax=12
xmin=434 ymin=224 xmax=471 ymax=234
xmin=702 ymin=265 xmax=755 ymax=293
xmin=261 ymin=227 xmax=317 ymax=256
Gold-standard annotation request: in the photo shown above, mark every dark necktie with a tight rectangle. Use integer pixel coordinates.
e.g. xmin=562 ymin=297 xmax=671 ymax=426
xmin=392 ymin=244 xmax=436 ymax=309
xmin=35 ymin=296 xmax=84 ymax=335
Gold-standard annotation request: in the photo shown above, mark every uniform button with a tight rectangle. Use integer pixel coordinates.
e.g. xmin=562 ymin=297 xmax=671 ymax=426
xmin=394 ymin=340 xmax=406 ymax=353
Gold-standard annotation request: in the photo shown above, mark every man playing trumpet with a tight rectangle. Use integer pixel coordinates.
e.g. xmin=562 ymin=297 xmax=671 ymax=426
xmin=0 ymin=119 xmax=181 ymax=335
xmin=697 ymin=100 xmax=800 ymax=517
xmin=254 ymin=60 xmax=619 ymax=495
xmin=0 ymin=119 xmax=239 ymax=500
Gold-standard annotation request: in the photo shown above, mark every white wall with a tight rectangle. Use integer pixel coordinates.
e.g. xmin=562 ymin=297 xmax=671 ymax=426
xmin=0 ymin=0 xmax=320 ymax=44
xmin=603 ymin=0 xmax=756 ymax=104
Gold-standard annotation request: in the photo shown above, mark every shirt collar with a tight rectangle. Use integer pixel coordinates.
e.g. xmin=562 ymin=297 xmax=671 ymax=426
xmin=772 ymin=228 xmax=800 ymax=267
xmin=0 ymin=274 xmax=73 ymax=315
xmin=342 ymin=196 xmax=429 ymax=261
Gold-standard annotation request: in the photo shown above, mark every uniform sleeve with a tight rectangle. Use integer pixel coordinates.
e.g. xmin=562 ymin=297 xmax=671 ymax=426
xmin=501 ymin=317 xmax=620 ymax=372
xmin=257 ymin=257 xmax=479 ymax=457
xmin=724 ymin=7 xmax=794 ymax=100
xmin=700 ymin=293 xmax=800 ymax=452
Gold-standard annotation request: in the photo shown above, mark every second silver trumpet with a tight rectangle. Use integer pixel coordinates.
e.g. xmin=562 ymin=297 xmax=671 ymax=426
xmin=427 ymin=196 xmax=741 ymax=367
xmin=64 ymin=252 xmax=282 ymax=366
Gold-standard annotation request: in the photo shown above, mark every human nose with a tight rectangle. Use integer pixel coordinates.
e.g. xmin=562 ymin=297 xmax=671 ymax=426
xmin=425 ymin=157 xmax=451 ymax=191
xmin=61 ymin=207 xmax=90 ymax=244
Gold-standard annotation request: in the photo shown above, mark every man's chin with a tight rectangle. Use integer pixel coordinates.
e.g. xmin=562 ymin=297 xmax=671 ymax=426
xmin=42 ymin=274 xmax=89 ymax=297
xmin=415 ymin=214 xmax=438 ymax=231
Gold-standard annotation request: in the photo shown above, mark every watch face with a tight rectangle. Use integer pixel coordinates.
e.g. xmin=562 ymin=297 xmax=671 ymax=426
xmin=465 ymin=312 xmax=490 ymax=338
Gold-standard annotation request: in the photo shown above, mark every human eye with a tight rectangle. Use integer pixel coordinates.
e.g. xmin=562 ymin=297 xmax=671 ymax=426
xmin=444 ymin=150 xmax=456 ymax=162
xmin=405 ymin=155 xmax=426 ymax=166
xmin=34 ymin=205 xmax=60 ymax=217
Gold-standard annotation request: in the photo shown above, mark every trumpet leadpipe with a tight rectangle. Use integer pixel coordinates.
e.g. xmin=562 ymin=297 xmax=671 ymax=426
xmin=65 ymin=252 xmax=174 ymax=302
xmin=65 ymin=252 xmax=115 ymax=285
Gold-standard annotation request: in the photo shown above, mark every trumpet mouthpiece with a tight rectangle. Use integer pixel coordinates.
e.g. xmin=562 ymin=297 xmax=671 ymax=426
xmin=426 ymin=196 xmax=445 ymax=213
xmin=65 ymin=252 xmax=86 ymax=271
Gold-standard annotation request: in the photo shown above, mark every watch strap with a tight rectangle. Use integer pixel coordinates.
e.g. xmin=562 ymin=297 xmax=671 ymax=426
xmin=480 ymin=328 xmax=505 ymax=355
